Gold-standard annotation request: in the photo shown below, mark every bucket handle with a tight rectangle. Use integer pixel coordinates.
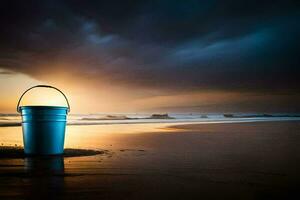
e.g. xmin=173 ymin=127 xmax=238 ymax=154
xmin=17 ymin=85 xmax=70 ymax=113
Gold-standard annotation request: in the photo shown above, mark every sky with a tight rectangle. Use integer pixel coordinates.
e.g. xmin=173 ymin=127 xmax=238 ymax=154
xmin=0 ymin=0 xmax=299 ymax=113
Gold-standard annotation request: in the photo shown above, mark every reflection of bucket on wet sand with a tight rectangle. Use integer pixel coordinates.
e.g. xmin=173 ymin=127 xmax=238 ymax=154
xmin=24 ymin=156 xmax=65 ymax=199
xmin=24 ymin=156 xmax=65 ymax=174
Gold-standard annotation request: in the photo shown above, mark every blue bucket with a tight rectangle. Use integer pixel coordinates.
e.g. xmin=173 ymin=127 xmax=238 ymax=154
xmin=17 ymin=85 xmax=70 ymax=155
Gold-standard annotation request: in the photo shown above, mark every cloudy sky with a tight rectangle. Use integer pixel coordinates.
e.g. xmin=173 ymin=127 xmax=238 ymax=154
xmin=0 ymin=0 xmax=299 ymax=113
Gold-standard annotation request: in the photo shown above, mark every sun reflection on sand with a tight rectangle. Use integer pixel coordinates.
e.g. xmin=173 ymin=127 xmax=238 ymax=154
xmin=0 ymin=123 xmax=186 ymax=149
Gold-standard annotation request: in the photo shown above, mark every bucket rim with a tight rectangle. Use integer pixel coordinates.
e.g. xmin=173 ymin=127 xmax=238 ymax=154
xmin=19 ymin=105 xmax=68 ymax=110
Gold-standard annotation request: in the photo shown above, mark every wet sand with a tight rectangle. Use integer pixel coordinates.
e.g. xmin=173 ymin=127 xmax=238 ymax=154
xmin=0 ymin=121 xmax=300 ymax=199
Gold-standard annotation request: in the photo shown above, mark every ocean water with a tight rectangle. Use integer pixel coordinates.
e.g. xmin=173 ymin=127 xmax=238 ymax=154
xmin=0 ymin=113 xmax=299 ymax=127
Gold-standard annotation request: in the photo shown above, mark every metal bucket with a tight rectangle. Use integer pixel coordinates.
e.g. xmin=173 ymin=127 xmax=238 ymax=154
xmin=17 ymin=85 xmax=70 ymax=155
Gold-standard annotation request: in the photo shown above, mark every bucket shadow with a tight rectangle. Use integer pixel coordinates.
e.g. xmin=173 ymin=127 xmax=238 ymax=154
xmin=0 ymin=146 xmax=106 ymax=158
xmin=23 ymin=156 xmax=66 ymax=199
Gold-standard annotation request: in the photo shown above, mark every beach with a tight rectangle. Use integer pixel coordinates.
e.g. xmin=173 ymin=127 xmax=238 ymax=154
xmin=0 ymin=121 xmax=300 ymax=199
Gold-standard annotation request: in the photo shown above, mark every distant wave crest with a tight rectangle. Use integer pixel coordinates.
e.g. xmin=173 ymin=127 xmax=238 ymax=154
xmin=0 ymin=113 xmax=299 ymax=127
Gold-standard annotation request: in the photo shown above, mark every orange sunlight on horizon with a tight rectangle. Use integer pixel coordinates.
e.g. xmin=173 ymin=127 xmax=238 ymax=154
xmin=1 ymin=68 xmax=294 ymax=114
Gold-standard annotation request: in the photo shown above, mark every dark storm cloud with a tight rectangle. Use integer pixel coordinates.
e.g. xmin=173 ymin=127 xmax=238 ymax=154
xmin=0 ymin=0 xmax=299 ymax=92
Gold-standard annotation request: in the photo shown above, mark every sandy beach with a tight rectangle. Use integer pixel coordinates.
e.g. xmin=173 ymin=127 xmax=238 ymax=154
xmin=0 ymin=121 xmax=300 ymax=199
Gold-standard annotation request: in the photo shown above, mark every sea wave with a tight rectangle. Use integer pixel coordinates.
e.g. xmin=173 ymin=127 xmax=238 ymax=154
xmin=0 ymin=113 xmax=300 ymax=127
